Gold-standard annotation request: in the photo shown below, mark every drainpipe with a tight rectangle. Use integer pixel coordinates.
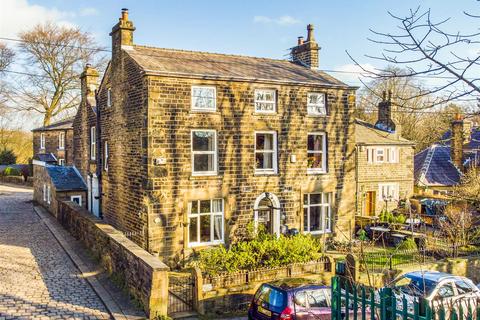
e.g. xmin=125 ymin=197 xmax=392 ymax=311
xmin=95 ymin=91 xmax=103 ymax=219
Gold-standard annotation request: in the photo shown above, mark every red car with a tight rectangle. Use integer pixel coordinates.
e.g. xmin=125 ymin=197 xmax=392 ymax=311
xmin=248 ymin=279 xmax=370 ymax=320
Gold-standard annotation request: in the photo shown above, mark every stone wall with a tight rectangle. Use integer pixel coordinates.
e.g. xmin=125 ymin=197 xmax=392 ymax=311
xmin=33 ymin=129 xmax=74 ymax=165
xmin=144 ymin=75 xmax=357 ymax=261
xmin=0 ymin=175 xmax=33 ymax=186
xmin=356 ymin=144 xmax=415 ymax=216
xmin=56 ymin=200 xmax=169 ymax=318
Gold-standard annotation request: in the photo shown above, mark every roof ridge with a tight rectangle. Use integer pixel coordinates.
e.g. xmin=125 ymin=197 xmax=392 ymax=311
xmin=132 ymin=44 xmax=291 ymax=63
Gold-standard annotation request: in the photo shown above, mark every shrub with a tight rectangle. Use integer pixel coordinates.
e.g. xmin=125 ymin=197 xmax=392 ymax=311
xmin=0 ymin=149 xmax=16 ymax=165
xmin=3 ymin=167 xmax=20 ymax=176
xmin=196 ymin=229 xmax=324 ymax=275
xmin=397 ymin=237 xmax=417 ymax=251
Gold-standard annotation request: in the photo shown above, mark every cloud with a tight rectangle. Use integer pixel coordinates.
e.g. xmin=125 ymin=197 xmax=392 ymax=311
xmin=253 ymin=15 xmax=301 ymax=26
xmin=1 ymin=0 xmax=75 ymax=38
xmin=79 ymin=7 xmax=99 ymax=17
xmin=332 ymin=63 xmax=377 ymax=85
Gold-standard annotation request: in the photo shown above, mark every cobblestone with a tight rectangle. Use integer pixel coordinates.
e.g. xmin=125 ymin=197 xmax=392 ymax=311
xmin=0 ymin=184 xmax=111 ymax=319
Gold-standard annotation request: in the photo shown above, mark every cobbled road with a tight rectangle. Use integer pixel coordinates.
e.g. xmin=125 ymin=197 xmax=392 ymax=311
xmin=0 ymin=184 xmax=111 ymax=320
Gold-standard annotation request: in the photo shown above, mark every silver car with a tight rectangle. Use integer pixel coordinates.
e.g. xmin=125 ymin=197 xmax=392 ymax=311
xmin=388 ymin=271 xmax=480 ymax=318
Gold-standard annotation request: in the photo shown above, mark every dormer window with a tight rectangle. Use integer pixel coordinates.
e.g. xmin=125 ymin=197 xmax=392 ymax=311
xmin=254 ymin=89 xmax=276 ymax=113
xmin=191 ymin=86 xmax=216 ymax=111
xmin=307 ymin=93 xmax=327 ymax=116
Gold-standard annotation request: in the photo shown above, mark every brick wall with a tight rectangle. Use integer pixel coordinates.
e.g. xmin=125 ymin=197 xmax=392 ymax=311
xmin=356 ymin=145 xmax=415 ymax=216
xmin=33 ymin=129 xmax=74 ymax=165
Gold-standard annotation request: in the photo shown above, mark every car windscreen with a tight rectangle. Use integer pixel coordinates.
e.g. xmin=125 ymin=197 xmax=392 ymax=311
xmin=255 ymin=285 xmax=287 ymax=313
xmin=392 ymin=275 xmax=437 ymax=297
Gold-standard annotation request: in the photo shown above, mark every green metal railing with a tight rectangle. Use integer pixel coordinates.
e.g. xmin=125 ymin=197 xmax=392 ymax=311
xmin=331 ymin=276 xmax=480 ymax=320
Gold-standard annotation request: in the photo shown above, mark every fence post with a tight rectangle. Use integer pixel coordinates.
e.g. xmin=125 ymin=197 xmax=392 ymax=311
xmin=331 ymin=276 xmax=341 ymax=320
xmin=380 ymin=287 xmax=393 ymax=320
xmin=193 ymin=267 xmax=205 ymax=315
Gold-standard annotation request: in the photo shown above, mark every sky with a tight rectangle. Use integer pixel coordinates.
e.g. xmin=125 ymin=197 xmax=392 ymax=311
xmin=1 ymin=0 xmax=480 ymax=127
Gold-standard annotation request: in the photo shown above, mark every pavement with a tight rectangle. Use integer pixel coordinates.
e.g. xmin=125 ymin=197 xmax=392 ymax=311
xmin=0 ymin=184 xmax=145 ymax=320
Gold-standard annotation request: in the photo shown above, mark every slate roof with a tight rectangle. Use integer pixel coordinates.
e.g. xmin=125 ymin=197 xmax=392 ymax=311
xmin=125 ymin=45 xmax=352 ymax=87
xmin=355 ymin=119 xmax=414 ymax=145
xmin=439 ymin=126 xmax=480 ymax=150
xmin=46 ymin=166 xmax=86 ymax=191
xmin=34 ymin=153 xmax=57 ymax=163
xmin=414 ymin=144 xmax=462 ymax=187
xmin=32 ymin=117 xmax=74 ymax=132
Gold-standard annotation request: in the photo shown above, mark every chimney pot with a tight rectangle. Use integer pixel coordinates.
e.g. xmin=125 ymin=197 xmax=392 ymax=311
xmin=307 ymin=24 xmax=315 ymax=42
xmin=121 ymin=8 xmax=129 ymax=21
xmin=297 ymin=36 xmax=304 ymax=45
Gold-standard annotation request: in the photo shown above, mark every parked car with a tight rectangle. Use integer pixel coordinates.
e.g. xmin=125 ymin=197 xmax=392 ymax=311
xmin=248 ymin=278 xmax=370 ymax=320
xmin=387 ymin=271 xmax=480 ymax=317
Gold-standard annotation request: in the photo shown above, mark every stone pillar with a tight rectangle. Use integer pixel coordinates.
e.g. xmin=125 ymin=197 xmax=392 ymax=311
xmin=148 ymin=267 xmax=169 ymax=319
xmin=193 ymin=267 xmax=205 ymax=314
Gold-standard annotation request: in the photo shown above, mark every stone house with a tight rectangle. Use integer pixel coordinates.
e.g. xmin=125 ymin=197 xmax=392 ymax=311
xmin=72 ymin=9 xmax=358 ymax=263
xmin=415 ymin=117 xmax=479 ymax=196
xmin=355 ymin=93 xmax=415 ymax=222
xmin=32 ymin=162 xmax=87 ymax=215
xmin=32 ymin=118 xmax=74 ymax=166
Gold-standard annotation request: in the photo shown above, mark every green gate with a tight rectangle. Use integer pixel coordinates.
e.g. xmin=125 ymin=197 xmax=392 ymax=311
xmin=331 ymin=276 xmax=480 ymax=320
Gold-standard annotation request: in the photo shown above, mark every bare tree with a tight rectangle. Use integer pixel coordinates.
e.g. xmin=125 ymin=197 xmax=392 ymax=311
xmin=453 ymin=167 xmax=480 ymax=208
xmin=348 ymin=7 xmax=480 ymax=107
xmin=438 ymin=203 xmax=476 ymax=257
xmin=0 ymin=42 xmax=14 ymax=72
xmin=14 ymin=22 xmax=104 ymax=126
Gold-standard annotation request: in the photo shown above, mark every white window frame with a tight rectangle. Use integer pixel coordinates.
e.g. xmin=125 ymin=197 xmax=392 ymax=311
xmin=104 ymin=141 xmax=109 ymax=171
xmin=58 ymin=132 xmax=65 ymax=150
xmin=254 ymin=89 xmax=276 ymax=114
xmin=307 ymin=132 xmax=327 ymax=174
xmin=47 ymin=185 xmax=51 ymax=204
xmin=188 ymin=199 xmax=224 ymax=247
xmin=386 ymin=147 xmax=398 ymax=163
xmin=43 ymin=183 xmax=47 ymax=201
xmin=107 ymin=88 xmax=112 ymax=107
xmin=70 ymin=195 xmax=82 ymax=206
xmin=254 ymin=131 xmax=278 ymax=174
xmin=40 ymin=133 xmax=45 ymax=149
xmin=90 ymin=126 xmax=96 ymax=160
xmin=375 ymin=148 xmax=385 ymax=163
xmin=307 ymin=92 xmax=327 ymax=116
xmin=379 ymin=183 xmax=399 ymax=201
xmin=367 ymin=147 xmax=398 ymax=164
xmin=58 ymin=158 xmax=65 ymax=166
xmin=191 ymin=130 xmax=218 ymax=176
xmin=303 ymin=193 xmax=332 ymax=234
xmin=191 ymin=86 xmax=216 ymax=112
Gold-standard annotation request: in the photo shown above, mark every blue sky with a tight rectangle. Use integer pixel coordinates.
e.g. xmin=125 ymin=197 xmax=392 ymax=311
xmin=3 ymin=0 xmax=480 ymax=87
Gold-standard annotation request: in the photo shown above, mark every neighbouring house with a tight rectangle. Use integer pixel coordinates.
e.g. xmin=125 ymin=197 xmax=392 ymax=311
xmin=72 ymin=9 xmax=358 ymax=263
xmin=355 ymin=92 xmax=415 ymax=224
xmin=33 ymin=162 xmax=87 ymax=215
xmin=415 ymin=116 xmax=479 ymax=196
xmin=32 ymin=118 xmax=74 ymax=166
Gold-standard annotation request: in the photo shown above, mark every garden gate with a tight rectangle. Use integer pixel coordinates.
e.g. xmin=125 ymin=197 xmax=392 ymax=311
xmin=168 ymin=272 xmax=195 ymax=315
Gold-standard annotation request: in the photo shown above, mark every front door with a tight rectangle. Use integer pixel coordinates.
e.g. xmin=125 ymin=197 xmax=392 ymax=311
xmin=365 ymin=191 xmax=376 ymax=216
xmin=254 ymin=193 xmax=281 ymax=237
xmin=88 ymin=174 xmax=100 ymax=217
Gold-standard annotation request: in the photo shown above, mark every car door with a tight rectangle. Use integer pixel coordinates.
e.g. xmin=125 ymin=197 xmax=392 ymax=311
xmin=306 ymin=288 xmax=331 ymax=320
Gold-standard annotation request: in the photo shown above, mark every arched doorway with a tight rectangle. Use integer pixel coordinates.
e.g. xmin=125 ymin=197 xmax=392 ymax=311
xmin=253 ymin=192 xmax=281 ymax=237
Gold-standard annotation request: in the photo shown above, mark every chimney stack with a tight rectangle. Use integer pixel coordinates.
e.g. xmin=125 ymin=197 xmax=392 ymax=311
xmin=109 ymin=8 xmax=135 ymax=55
xmin=374 ymin=90 xmax=396 ymax=133
xmin=290 ymin=24 xmax=320 ymax=69
xmin=451 ymin=114 xmax=464 ymax=171
xmin=80 ymin=64 xmax=99 ymax=102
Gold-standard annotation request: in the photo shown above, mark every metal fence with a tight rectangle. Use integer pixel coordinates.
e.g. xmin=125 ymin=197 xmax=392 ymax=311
xmin=168 ymin=272 xmax=195 ymax=315
xmin=331 ymin=275 xmax=480 ymax=320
